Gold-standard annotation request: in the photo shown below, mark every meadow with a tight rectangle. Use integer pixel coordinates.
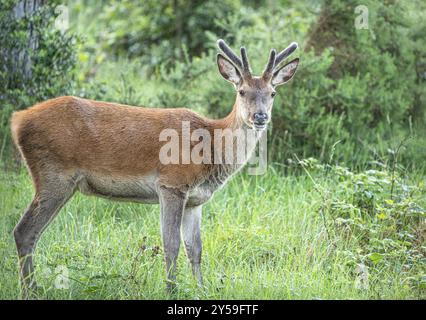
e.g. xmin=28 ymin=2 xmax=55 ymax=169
xmin=1 ymin=0 xmax=425 ymax=300
xmin=0 ymin=162 xmax=424 ymax=299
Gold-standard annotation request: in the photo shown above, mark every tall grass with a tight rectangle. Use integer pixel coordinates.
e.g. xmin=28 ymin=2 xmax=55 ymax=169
xmin=0 ymin=163 xmax=424 ymax=299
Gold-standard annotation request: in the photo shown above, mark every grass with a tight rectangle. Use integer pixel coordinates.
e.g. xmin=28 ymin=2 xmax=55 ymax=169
xmin=0 ymin=164 xmax=424 ymax=300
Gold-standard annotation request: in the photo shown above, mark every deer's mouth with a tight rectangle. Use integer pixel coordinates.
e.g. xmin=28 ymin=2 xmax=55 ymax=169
xmin=245 ymin=119 xmax=267 ymax=131
xmin=253 ymin=123 xmax=267 ymax=131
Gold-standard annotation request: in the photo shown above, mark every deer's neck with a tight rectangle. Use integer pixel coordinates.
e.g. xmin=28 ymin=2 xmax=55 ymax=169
xmin=214 ymin=103 xmax=244 ymax=131
xmin=204 ymin=103 xmax=263 ymax=187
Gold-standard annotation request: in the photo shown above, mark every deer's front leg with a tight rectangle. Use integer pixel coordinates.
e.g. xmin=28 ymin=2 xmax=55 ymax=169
xmin=182 ymin=205 xmax=203 ymax=286
xmin=158 ymin=186 xmax=187 ymax=291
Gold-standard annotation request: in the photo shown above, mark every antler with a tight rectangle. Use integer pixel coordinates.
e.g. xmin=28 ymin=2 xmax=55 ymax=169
xmin=275 ymin=42 xmax=298 ymax=66
xmin=263 ymin=42 xmax=298 ymax=80
xmin=217 ymin=39 xmax=298 ymax=81
xmin=262 ymin=49 xmax=277 ymax=79
xmin=240 ymin=46 xmax=251 ymax=75
xmin=217 ymin=39 xmax=251 ymax=77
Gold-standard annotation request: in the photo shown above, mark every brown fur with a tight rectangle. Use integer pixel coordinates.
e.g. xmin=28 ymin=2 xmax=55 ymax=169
xmin=12 ymin=96 xmax=237 ymax=191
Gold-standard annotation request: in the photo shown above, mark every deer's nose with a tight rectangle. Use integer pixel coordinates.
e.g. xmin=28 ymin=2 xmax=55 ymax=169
xmin=253 ymin=112 xmax=268 ymax=125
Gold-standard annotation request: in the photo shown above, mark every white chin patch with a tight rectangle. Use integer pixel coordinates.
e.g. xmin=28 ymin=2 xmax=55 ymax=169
xmin=253 ymin=124 xmax=267 ymax=131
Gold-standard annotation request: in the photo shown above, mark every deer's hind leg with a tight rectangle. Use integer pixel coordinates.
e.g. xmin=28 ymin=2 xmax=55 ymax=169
xmin=13 ymin=171 xmax=77 ymax=299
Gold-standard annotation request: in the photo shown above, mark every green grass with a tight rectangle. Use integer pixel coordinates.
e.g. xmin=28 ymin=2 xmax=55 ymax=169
xmin=0 ymin=166 xmax=424 ymax=300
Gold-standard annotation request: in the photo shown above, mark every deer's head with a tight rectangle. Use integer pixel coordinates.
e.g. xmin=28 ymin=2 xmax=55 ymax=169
xmin=217 ymin=39 xmax=299 ymax=131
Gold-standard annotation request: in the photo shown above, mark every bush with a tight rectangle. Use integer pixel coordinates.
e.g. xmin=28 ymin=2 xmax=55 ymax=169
xmin=295 ymin=158 xmax=425 ymax=295
xmin=304 ymin=0 xmax=426 ymax=168
xmin=72 ymin=0 xmax=241 ymax=75
xmin=0 ymin=0 xmax=78 ymax=164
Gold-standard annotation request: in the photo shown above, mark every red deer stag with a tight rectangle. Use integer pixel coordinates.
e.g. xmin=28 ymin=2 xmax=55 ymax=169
xmin=11 ymin=39 xmax=299 ymax=297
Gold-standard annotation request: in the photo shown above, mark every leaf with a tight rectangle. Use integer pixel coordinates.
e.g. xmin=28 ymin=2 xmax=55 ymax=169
xmin=368 ymin=252 xmax=384 ymax=264
xmin=364 ymin=190 xmax=373 ymax=199
xmin=376 ymin=212 xmax=386 ymax=220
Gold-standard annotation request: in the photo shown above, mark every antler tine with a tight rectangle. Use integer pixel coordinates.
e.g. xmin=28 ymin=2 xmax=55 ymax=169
xmin=274 ymin=42 xmax=298 ymax=67
xmin=240 ymin=46 xmax=251 ymax=75
xmin=262 ymin=49 xmax=276 ymax=79
xmin=217 ymin=39 xmax=243 ymax=69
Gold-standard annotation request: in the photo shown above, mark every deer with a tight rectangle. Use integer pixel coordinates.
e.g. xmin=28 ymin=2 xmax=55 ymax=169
xmin=10 ymin=39 xmax=299 ymax=298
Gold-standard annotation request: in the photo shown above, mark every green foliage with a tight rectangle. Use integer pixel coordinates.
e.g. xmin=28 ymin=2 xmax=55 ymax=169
xmin=295 ymin=158 xmax=425 ymax=294
xmin=0 ymin=0 xmax=78 ymax=164
xmin=72 ymin=0 xmax=240 ymax=74
xmin=303 ymin=0 xmax=426 ymax=167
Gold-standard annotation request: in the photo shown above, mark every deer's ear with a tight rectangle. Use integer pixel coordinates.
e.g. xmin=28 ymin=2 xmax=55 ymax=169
xmin=271 ymin=58 xmax=299 ymax=86
xmin=217 ymin=54 xmax=242 ymax=86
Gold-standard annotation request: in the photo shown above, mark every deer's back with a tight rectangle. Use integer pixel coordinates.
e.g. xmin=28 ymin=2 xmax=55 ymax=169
xmin=12 ymin=96 xmax=168 ymax=175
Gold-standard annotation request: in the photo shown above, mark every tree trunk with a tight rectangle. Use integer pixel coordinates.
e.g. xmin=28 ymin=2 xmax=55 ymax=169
xmin=11 ymin=0 xmax=45 ymax=82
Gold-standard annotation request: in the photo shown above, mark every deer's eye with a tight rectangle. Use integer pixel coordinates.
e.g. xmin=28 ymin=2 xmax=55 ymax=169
xmin=239 ymin=90 xmax=245 ymax=96
xmin=271 ymin=92 xmax=276 ymax=98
